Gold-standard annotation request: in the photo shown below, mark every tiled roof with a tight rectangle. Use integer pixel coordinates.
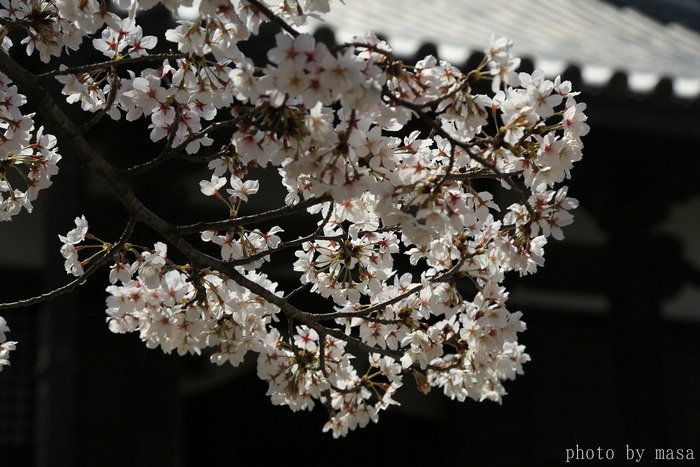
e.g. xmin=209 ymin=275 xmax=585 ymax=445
xmin=302 ymin=0 xmax=700 ymax=99
xmin=605 ymin=0 xmax=700 ymax=32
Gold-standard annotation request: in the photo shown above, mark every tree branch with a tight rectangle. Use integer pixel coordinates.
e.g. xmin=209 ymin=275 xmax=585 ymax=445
xmin=0 ymin=49 xmax=155 ymax=225
xmin=0 ymin=218 xmax=135 ymax=310
xmin=80 ymin=66 xmax=119 ymax=132
xmin=124 ymin=115 xmax=252 ymax=176
xmin=444 ymin=169 xmax=524 ymax=181
xmin=313 ymin=251 xmax=473 ymax=322
xmin=219 ymin=264 xmax=402 ymax=359
xmin=244 ymin=0 xmax=300 ymax=38
xmin=228 ymin=195 xmax=333 ymax=266
xmin=176 ymin=194 xmax=332 ymax=234
xmin=35 ymin=53 xmax=187 ymax=79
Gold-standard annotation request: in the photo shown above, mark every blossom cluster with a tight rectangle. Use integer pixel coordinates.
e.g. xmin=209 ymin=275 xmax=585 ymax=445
xmin=0 ymin=316 xmax=16 ymax=373
xmin=0 ymin=71 xmax=61 ymax=222
xmin=103 ymin=240 xmax=283 ymax=360
xmin=0 ymin=0 xmax=588 ymax=436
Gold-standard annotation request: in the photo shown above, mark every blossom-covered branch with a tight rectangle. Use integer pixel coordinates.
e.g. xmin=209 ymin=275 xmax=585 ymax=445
xmin=0 ymin=0 xmax=587 ymax=437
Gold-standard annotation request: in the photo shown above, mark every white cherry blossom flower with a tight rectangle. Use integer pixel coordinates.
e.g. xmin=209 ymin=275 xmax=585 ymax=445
xmin=58 ymin=215 xmax=88 ymax=245
xmin=227 ymin=176 xmax=259 ymax=202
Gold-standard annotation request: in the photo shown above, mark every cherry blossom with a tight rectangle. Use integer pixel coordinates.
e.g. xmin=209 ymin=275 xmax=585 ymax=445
xmin=0 ymin=316 xmax=16 ymax=373
xmin=1 ymin=71 xmax=62 ymax=221
xmin=58 ymin=215 xmax=90 ymax=276
xmin=0 ymin=0 xmax=588 ymax=436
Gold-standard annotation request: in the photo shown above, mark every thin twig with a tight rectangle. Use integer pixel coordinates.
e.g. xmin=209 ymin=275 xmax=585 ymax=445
xmin=244 ymin=0 xmax=300 ymax=38
xmin=0 ymin=218 xmax=136 ymax=310
xmin=312 ymin=252 xmax=473 ymax=322
xmin=284 ymin=283 xmax=310 ymax=300
xmin=317 ymin=330 xmax=328 ymax=376
xmin=81 ymin=67 xmax=119 ymax=133
xmin=229 ymin=198 xmax=333 ymax=266
xmin=36 ymin=53 xmax=187 ymax=79
xmin=444 ymin=169 xmax=523 ymax=181
xmin=124 ymin=113 xmax=254 ymax=176
xmin=176 ymin=194 xmax=332 ymax=234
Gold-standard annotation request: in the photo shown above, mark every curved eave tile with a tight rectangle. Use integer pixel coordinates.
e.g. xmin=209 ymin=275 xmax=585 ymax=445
xmin=303 ymin=0 xmax=700 ymax=101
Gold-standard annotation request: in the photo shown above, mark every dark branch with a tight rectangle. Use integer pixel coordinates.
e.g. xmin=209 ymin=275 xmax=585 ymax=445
xmin=444 ymin=169 xmax=524 ymax=181
xmin=176 ymin=194 xmax=332 ymax=234
xmin=0 ymin=218 xmax=136 ymax=310
xmin=80 ymin=67 xmax=119 ymax=133
xmin=229 ymin=195 xmax=333 ymax=266
xmin=313 ymin=252 xmax=474 ymax=322
xmin=244 ymin=0 xmax=300 ymax=37
xmin=36 ymin=53 xmax=187 ymax=79
xmin=125 ymin=116 xmax=251 ymax=176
